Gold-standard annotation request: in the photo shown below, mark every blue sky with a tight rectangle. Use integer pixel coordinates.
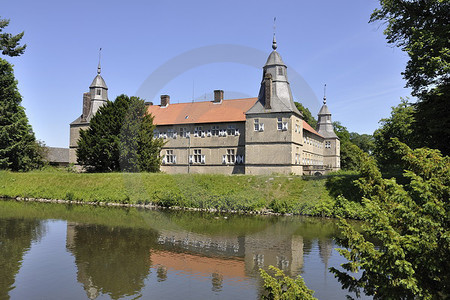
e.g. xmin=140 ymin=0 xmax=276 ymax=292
xmin=3 ymin=0 xmax=413 ymax=147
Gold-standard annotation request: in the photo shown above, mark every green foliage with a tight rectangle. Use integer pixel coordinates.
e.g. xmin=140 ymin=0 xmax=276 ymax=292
xmin=349 ymin=132 xmax=374 ymax=155
xmin=0 ymin=58 xmax=43 ymax=171
xmin=294 ymin=101 xmax=317 ymax=128
xmin=414 ymin=83 xmax=450 ymax=156
xmin=370 ymin=0 xmax=450 ymax=156
xmin=370 ymin=0 xmax=449 ymax=95
xmin=260 ymin=266 xmax=317 ymax=300
xmin=332 ymin=122 xmax=360 ymax=171
xmin=0 ymin=17 xmax=26 ymax=57
xmin=373 ymin=98 xmax=416 ymax=173
xmin=119 ymin=97 xmax=163 ymax=172
xmin=77 ymin=94 xmax=162 ymax=172
xmin=331 ymin=140 xmax=450 ymax=299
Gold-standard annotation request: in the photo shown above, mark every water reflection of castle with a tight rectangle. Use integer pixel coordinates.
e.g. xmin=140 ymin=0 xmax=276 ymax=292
xmin=66 ymin=220 xmax=333 ymax=299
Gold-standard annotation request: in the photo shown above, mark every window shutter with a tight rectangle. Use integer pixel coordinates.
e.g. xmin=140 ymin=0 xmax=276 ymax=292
xmin=173 ymin=156 xmax=177 ymax=164
xmin=173 ymin=132 xmax=177 ymax=139
xmin=162 ymin=157 xmax=167 ymax=164
xmin=163 ymin=133 xmax=167 ymax=139
xmin=189 ymin=155 xmax=193 ymax=164
xmin=186 ymin=131 xmax=190 ymax=138
xmin=235 ymin=129 xmax=240 ymax=136
xmin=222 ymin=155 xmax=226 ymax=164
xmin=236 ymin=155 xmax=241 ymax=164
xmin=201 ymin=155 xmax=206 ymax=164
xmin=282 ymin=122 xmax=288 ymax=131
xmin=207 ymin=130 xmax=211 ymax=137
xmin=224 ymin=131 xmax=228 ymax=136
xmin=259 ymin=123 xmax=264 ymax=131
xmin=201 ymin=131 xmax=206 ymax=138
xmin=194 ymin=131 xmax=198 ymax=137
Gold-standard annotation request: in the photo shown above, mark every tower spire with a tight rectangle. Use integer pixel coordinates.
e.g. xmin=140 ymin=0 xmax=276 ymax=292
xmin=323 ymin=84 xmax=327 ymax=105
xmin=272 ymin=17 xmax=277 ymax=50
xmin=97 ymin=48 xmax=102 ymax=74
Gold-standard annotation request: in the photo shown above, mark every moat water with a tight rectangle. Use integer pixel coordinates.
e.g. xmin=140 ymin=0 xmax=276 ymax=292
xmin=0 ymin=200 xmax=371 ymax=299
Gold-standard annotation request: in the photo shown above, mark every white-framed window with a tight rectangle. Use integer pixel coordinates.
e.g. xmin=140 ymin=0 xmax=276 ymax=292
xmin=179 ymin=127 xmax=188 ymax=138
xmin=194 ymin=126 xmax=203 ymax=137
xmin=227 ymin=125 xmax=236 ymax=136
xmin=96 ymin=89 xmax=101 ymax=96
xmin=211 ymin=125 xmax=220 ymax=136
xmin=254 ymin=119 xmax=260 ymax=131
xmin=254 ymin=119 xmax=264 ymax=132
xmin=278 ymin=67 xmax=283 ymax=76
xmin=325 ymin=141 xmax=331 ymax=149
xmin=165 ymin=150 xmax=176 ymax=164
xmin=154 ymin=130 xmax=160 ymax=139
xmin=227 ymin=149 xmax=235 ymax=164
xmin=167 ymin=129 xmax=175 ymax=138
xmin=277 ymin=118 xmax=283 ymax=130
xmin=191 ymin=149 xmax=205 ymax=164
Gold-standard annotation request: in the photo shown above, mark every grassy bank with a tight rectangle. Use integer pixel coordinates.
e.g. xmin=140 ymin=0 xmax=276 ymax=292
xmin=0 ymin=169 xmax=365 ymax=218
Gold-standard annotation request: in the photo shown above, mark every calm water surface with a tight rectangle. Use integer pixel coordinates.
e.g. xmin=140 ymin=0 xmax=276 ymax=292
xmin=0 ymin=200 xmax=370 ymax=299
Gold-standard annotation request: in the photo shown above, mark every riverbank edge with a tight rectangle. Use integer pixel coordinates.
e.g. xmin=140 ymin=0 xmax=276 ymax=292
xmin=1 ymin=195 xmax=298 ymax=217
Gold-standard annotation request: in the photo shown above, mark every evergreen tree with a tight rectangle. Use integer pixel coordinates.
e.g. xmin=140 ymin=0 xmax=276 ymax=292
xmin=0 ymin=17 xmax=42 ymax=171
xmin=331 ymin=140 xmax=449 ymax=299
xmin=77 ymin=94 xmax=162 ymax=172
xmin=119 ymin=97 xmax=163 ymax=172
xmin=0 ymin=58 xmax=42 ymax=171
xmin=0 ymin=17 xmax=26 ymax=57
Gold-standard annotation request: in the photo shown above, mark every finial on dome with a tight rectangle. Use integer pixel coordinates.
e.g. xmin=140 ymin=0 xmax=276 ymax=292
xmin=272 ymin=17 xmax=277 ymax=50
xmin=323 ymin=84 xmax=327 ymax=105
xmin=97 ymin=48 xmax=102 ymax=74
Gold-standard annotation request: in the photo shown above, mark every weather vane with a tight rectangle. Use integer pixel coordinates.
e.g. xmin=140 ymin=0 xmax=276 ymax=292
xmin=323 ymin=84 xmax=327 ymax=105
xmin=272 ymin=17 xmax=277 ymax=50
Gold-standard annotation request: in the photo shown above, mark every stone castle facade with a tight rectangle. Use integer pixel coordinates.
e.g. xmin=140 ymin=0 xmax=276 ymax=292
xmin=70 ymin=39 xmax=340 ymax=175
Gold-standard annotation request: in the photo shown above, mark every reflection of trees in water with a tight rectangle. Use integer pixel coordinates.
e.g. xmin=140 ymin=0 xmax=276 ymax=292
xmin=66 ymin=224 xmax=158 ymax=300
xmin=156 ymin=266 xmax=167 ymax=282
xmin=0 ymin=218 xmax=45 ymax=300
xmin=211 ymin=272 xmax=223 ymax=292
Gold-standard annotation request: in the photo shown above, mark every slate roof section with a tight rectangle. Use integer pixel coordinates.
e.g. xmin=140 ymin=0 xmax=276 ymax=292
xmin=147 ymin=98 xmax=258 ymax=125
xmin=45 ymin=147 xmax=69 ymax=164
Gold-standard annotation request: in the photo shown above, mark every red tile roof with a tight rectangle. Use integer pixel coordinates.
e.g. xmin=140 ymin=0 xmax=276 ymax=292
xmin=147 ymin=98 xmax=258 ymax=125
xmin=303 ymin=120 xmax=323 ymax=138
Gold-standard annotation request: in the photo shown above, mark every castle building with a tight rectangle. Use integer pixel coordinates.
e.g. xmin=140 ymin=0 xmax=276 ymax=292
xmin=70 ymin=38 xmax=340 ymax=175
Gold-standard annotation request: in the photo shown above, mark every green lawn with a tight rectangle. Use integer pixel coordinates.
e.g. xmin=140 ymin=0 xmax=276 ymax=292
xmin=0 ymin=169 xmax=365 ymax=218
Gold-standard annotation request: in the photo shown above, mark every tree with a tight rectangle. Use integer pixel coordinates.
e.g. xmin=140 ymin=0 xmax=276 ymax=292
xmin=0 ymin=58 xmax=43 ymax=171
xmin=370 ymin=0 xmax=450 ymax=156
xmin=119 ymin=97 xmax=163 ymax=172
xmin=294 ymin=101 xmax=317 ymax=128
xmin=331 ymin=140 xmax=449 ymax=299
xmin=370 ymin=0 xmax=449 ymax=95
xmin=0 ymin=17 xmax=26 ymax=57
xmin=0 ymin=17 xmax=42 ymax=171
xmin=349 ymin=132 xmax=374 ymax=155
xmin=77 ymin=94 xmax=162 ymax=172
xmin=373 ymin=98 xmax=416 ymax=173
xmin=333 ymin=121 xmax=360 ymax=171
xmin=260 ymin=266 xmax=317 ymax=300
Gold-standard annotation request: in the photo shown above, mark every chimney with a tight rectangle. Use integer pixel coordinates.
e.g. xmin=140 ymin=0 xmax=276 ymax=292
xmin=213 ymin=90 xmax=224 ymax=103
xmin=264 ymin=73 xmax=272 ymax=109
xmin=160 ymin=95 xmax=170 ymax=107
xmin=144 ymin=101 xmax=153 ymax=106
xmin=82 ymin=92 xmax=91 ymax=122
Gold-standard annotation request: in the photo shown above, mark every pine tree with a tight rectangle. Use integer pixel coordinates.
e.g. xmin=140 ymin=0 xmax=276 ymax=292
xmin=77 ymin=94 xmax=162 ymax=172
xmin=0 ymin=58 xmax=42 ymax=171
